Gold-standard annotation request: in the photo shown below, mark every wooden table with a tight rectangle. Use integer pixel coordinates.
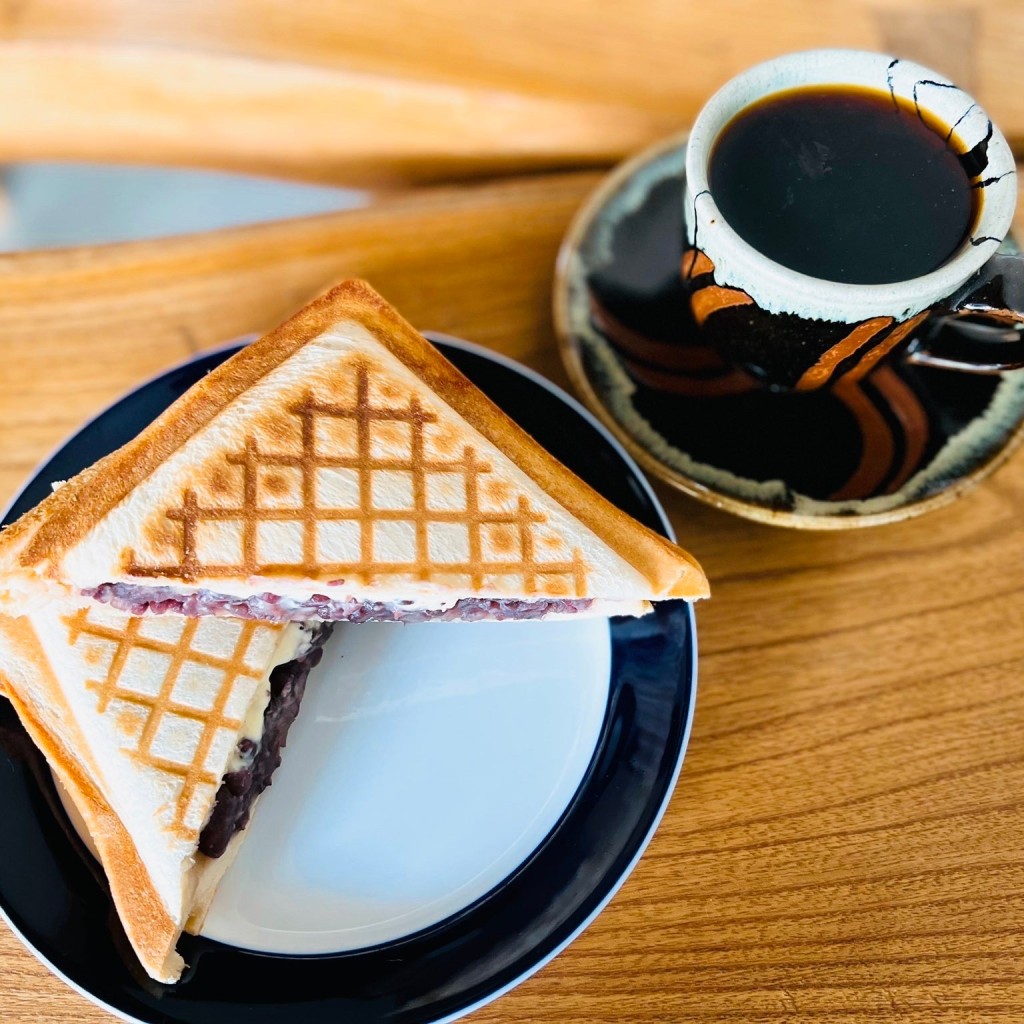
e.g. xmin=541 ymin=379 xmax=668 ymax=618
xmin=2 ymin=5 xmax=1024 ymax=1021
xmin=1 ymin=168 xmax=1023 ymax=1024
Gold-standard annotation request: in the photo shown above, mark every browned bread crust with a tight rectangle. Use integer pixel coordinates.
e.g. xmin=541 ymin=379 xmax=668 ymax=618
xmin=0 ymin=615 xmax=185 ymax=982
xmin=2 ymin=280 xmax=707 ymax=599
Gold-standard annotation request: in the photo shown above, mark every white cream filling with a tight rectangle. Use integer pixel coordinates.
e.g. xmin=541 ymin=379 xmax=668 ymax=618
xmin=225 ymin=622 xmax=310 ymax=773
xmin=101 ymin=579 xmax=649 ymax=619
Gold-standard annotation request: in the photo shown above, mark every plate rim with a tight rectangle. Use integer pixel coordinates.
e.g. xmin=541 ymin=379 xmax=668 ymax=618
xmin=0 ymin=333 xmax=698 ymax=1024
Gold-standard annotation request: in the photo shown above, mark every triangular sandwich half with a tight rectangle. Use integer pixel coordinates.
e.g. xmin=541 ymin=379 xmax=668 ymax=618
xmin=0 ymin=281 xmax=707 ymax=621
xmin=0 ymin=602 xmax=331 ymax=982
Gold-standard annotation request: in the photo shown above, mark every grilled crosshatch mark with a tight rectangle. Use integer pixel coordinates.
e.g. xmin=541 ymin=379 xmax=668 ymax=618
xmin=64 ymin=607 xmax=270 ymax=842
xmin=125 ymin=360 xmax=587 ymax=595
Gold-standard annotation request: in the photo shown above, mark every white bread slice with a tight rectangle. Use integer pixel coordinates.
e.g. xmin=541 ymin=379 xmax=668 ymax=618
xmin=0 ymin=281 xmax=707 ymax=618
xmin=0 ymin=602 xmax=305 ymax=982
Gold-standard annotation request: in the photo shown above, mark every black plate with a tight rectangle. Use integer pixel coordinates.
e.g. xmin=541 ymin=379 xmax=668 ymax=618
xmin=0 ymin=336 xmax=697 ymax=1024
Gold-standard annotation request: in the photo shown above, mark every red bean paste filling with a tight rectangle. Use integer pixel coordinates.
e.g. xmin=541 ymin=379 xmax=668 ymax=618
xmin=84 ymin=583 xmax=593 ymax=623
xmin=198 ymin=623 xmax=334 ymax=859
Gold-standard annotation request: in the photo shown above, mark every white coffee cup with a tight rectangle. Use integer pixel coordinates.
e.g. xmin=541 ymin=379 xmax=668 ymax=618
xmin=682 ymin=49 xmax=1023 ymax=391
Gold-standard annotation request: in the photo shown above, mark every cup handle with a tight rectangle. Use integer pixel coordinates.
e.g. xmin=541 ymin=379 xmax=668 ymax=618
xmin=908 ymin=253 xmax=1024 ymax=372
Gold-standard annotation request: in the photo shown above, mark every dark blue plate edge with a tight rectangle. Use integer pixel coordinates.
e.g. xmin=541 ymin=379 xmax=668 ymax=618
xmin=410 ymin=337 xmax=698 ymax=1024
xmin=0 ymin=333 xmax=699 ymax=1024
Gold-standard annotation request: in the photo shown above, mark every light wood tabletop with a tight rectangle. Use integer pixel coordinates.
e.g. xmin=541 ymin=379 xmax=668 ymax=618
xmin=2 ymin=4 xmax=1024 ymax=1022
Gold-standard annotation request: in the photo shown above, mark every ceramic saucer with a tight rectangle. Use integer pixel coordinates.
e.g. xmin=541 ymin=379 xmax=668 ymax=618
xmin=554 ymin=131 xmax=1024 ymax=528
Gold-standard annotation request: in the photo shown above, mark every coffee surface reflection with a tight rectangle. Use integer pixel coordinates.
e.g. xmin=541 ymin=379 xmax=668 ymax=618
xmin=708 ymin=85 xmax=978 ymax=284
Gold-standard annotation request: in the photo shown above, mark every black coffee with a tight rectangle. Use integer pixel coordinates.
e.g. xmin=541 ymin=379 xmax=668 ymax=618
xmin=707 ymin=85 xmax=978 ymax=285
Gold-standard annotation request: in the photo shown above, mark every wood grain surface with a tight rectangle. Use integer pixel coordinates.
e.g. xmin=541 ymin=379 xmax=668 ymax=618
xmin=0 ymin=0 xmax=1021 ymax=181
xmin=1 ymin=168 xmax=1024 ymax=1022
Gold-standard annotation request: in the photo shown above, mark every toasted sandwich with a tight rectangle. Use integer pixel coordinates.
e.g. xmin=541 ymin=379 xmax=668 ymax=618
xmin=0 ymin=601 xmax=332 ymax=982
xmin=0 ymin=281 xmax=707 ymax=622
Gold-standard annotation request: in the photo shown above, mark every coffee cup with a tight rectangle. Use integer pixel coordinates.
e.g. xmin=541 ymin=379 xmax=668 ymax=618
xmin=682 ymin=49 xmax=1024 ymax=392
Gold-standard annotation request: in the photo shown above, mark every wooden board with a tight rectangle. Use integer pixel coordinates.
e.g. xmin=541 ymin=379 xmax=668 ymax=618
xmin=0 ymin=1 xmax=1020 ymax=181
xmin=2 ymin=169 xmax=1024 ymax=1022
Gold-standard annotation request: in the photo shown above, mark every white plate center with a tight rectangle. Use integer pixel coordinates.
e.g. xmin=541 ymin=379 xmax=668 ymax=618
xmin=202 ymin=618 xmax=611 ymax=954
